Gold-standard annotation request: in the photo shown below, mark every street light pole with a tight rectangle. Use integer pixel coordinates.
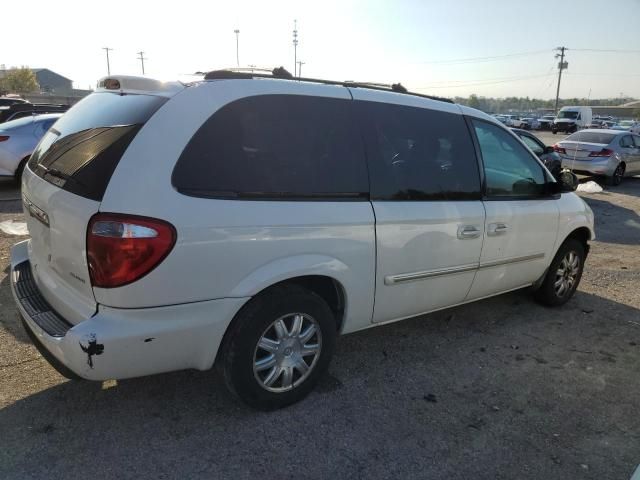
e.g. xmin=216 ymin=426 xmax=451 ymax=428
xmin=234 ymin=29 xmax=240 ymax=67
xmin=102 ymin=47 xmax=113 ymax=75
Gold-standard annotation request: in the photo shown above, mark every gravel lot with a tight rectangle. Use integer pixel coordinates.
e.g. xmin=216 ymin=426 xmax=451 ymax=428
xmin=2 ymin=146 xmax=640 ymax=479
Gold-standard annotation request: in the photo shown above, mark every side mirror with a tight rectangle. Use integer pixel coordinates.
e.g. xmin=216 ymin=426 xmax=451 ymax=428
xmin=544 ymin=146 xmax=555 ymax=154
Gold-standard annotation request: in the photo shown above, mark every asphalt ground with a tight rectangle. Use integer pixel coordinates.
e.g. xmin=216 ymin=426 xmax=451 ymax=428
xmin=1 ymin=133 xmax=640 ymax=479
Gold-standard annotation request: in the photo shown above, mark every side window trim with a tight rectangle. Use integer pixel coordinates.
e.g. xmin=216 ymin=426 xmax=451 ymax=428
xmin=467 ymin=117 xmax=552 ymax=201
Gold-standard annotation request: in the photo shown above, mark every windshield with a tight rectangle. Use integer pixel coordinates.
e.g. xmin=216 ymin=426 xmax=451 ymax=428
xmin=565 ymin=131 xmax=616 ymax=144
xmin=558 ymin=111 xmax=579 ymax=119
xmin=619 ymin=120 xmax=634 ymax=127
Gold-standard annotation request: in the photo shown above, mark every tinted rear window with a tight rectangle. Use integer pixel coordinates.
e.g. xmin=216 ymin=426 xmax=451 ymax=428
xmin=565 ymin=131 xmax=616 ymax=144
xmin=355 ymin=101 xmax=481 ymax=200
xmin=29 ymin=93 xmax=167 ymax=201
xmin=172 ymin=94 xmax=368 ymax=199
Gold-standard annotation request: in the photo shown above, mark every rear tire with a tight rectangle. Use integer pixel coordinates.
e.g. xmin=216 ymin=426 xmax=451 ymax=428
xmin=220 ymin=284 xmax=337 ymax=410
xmin=534 ymin=239 xmax=585 ymax=307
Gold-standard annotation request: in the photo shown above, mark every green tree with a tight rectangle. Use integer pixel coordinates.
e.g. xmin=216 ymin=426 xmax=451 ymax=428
xmin=468 ymin=94 xmax=481 ymax=109
xmin=0 ymin=67 xmax=39 ymax=94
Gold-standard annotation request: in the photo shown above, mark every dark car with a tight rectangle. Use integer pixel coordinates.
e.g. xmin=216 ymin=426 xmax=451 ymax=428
xmin=0 ymin=97 xmax=30 ymax=107
xmin=0 ymin=103 xmax=69 ymax=123
xmin=511 ymin=128 xmax=561 ymax=178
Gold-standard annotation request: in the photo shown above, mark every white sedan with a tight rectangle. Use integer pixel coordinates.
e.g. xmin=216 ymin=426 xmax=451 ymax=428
xmin=0 ymin=114 xmax=61 ymax=183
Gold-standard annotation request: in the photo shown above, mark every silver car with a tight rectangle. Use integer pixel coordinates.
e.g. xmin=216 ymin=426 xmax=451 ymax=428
xmin=553 ymin=129 xmax=640 ymax=186
xmin=0 ymin=114 xmax=62 ymax=184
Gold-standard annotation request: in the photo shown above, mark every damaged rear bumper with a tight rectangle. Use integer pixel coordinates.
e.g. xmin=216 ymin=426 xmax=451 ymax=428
xmin=11 ymin=240 xmax=249 ymax=381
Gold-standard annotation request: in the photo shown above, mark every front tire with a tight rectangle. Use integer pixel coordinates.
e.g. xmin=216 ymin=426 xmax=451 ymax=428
xmin=220 ymin=284 xmax=337 ymax=410
xmin=534 ymin=239 xmax=585 ymax=307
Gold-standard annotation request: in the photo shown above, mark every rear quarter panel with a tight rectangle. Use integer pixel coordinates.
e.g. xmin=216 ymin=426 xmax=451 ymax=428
xmin=97 ymin=80 xmax=376 ymax=333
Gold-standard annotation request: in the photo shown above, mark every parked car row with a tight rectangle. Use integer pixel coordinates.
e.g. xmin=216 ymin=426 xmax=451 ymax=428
xmin=493 ymin=107 xmax=638 ymax=135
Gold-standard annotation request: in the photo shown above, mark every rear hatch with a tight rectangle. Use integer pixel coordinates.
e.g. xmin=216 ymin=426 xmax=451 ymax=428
xmin=23 ymin=92 xmax=168 ymax=324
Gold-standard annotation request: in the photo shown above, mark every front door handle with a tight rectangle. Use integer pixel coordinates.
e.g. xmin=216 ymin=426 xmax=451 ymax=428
xmin=488 ymin=222 xmax=509 ymax=236
xmin=457 ymin=225 xmax=481 ymax=239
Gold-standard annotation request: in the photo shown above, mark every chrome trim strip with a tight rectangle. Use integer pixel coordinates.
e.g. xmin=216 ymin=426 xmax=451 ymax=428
xmin=385 ymin=263 xmax=478 ymax=285
xmin=385 ymin=253 xmax=545 ymax=285
xmin=479 ymin=253 xmax=545 ymax=269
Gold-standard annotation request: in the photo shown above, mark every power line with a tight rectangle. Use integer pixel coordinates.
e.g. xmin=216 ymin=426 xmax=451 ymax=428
xmin=415 ymin=73 xmax=551 ymax=89
xmin=571 ymin=48 xmax=640 ymax=54
xmin=415 ymin=49 xmax=551 ymax=65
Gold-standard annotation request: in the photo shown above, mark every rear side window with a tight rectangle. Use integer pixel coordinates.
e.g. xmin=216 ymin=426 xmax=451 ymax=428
xmin=29 ymin=93 xmax=167 ymax=201
xmin=172 ymin=94 xmax=368 ymax=199
xmin=355 ymin=101 xmax=481 ymax=200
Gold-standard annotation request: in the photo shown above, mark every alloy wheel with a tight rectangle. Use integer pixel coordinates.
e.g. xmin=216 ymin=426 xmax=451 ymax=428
xmin=554 ymin=251 xmax=580 ymax=298
xmin=613 ymin=164 xmax=625 ymax=185
xmin=253 ymin=313 xmax=322 ymax=393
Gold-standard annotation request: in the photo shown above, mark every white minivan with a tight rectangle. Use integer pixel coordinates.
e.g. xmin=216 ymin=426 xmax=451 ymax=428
xmin=11 ymin=70 xmax=595 ymax=409
xmin=552 ymin=106 xmax=593 ymax=134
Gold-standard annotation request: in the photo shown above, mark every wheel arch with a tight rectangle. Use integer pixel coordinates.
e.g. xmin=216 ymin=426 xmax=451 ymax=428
xmin=215 ymin=273 xmax=347 ymax=367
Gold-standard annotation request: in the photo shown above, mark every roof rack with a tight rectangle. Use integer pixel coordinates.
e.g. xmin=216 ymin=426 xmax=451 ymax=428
xmin=203 ymin=67 xmax=453 ymax=104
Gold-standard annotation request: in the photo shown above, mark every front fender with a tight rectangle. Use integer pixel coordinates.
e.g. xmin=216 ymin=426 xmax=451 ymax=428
xmin=555 ymin=193 xmax=595 ymax=250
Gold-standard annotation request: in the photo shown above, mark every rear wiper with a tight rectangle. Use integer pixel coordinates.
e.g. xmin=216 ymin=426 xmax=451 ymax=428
xmin=44 ymin=167 xmax=71 ymax=180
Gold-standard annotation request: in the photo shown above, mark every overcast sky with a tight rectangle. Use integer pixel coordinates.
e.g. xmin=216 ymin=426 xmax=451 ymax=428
xmin=3 ymin=0 xmax=640 ymax=99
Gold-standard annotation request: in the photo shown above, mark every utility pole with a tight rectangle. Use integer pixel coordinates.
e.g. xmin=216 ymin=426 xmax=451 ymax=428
xmin=102 ymin=47 xmax=113 ymax=75
xmin=554 ymin=47 xmax=568 ymax=113
xmin=137 ymin=51 xmax=147 ymax=75
xmin=292 ymin=20 xmax=298 ymax=76
xmin=297 ymin=60 xmax=305 ymax=77
xmin=234 ymin=29 xmax=240 ymax=67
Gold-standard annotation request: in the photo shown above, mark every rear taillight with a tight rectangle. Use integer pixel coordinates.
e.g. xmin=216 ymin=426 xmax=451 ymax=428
xmin=589 ymin=148 xmax=614 ymax=158
xmin=0 ymin=136 xmax=10 ymax=142
xmin=87 ymin=213 xmax=176 ymax=288
xmin=552 ymin=144 xmax=566 ymax=154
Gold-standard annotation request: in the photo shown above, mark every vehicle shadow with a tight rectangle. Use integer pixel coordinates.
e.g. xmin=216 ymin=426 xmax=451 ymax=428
xmin=579 ymin=191 xmax=640 ymax=246
xmin=3 ymin=289 xmax=640 ymax=480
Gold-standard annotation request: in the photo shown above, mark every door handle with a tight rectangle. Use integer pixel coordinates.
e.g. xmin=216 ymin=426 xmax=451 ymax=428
xmin=457 ymin=225 xmax=481 ymax=239
xmin=488 ymin=222 xmax=509 ymax=236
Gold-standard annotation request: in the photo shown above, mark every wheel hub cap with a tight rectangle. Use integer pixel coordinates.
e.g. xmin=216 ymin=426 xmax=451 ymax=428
xmin=253 ymin=313 xmax=322 ymax=393
xmin=554 ymin=250 xmax=580 ymax=298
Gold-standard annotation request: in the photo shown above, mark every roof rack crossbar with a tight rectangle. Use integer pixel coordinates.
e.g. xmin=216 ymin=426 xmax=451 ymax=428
xmin=202 ymin=68 xmax=453 ymax=104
